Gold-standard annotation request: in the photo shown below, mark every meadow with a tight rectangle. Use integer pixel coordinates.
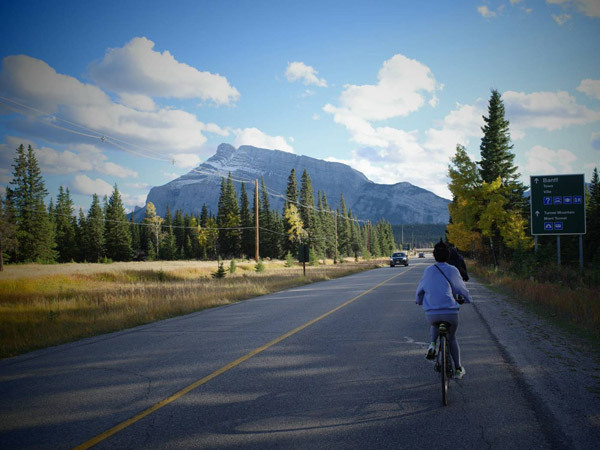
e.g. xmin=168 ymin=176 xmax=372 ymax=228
xmin=469 ymin=262 xmax=600 ymax=342
xmin=0 ymin=258 xmax=384 ymax=359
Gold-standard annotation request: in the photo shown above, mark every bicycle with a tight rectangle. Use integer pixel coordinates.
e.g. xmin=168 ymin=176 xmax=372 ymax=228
xmin=433 ymin=321 xmax=454 ymax=406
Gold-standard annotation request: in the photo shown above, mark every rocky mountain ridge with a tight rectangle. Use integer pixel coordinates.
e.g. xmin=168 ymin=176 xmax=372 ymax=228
xmin=135 ymin=143 xmax=450 ymax=224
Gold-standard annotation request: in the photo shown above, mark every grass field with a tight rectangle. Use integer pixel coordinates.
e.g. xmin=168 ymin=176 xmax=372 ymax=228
xmin=0 ymin=258 xmax=384 ymax=359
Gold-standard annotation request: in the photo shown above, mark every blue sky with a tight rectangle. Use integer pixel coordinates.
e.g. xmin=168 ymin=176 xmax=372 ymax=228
xmin=0 ymin=0 xmax=599 ymax=214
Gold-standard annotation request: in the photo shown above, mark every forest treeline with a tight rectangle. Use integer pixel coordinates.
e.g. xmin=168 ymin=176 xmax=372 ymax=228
xmin=0 ymin=145 xmax=396 ymax=266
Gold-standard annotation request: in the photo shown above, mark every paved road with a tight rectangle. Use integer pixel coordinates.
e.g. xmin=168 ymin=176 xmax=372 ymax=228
xmin=1 ymin=256 xmax=598 ymax=449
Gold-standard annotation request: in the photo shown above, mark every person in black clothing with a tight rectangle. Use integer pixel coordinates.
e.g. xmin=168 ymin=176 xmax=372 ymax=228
xmin=446 ymin=241 xmax=469 ymax=282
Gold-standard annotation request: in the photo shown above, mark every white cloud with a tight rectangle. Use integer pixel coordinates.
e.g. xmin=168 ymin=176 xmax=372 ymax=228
xmin=0 ymin=54 xmax=219 ymax=159
xmin=172 ymin=153 xmax=201 ymax=168
xmin=503 ymin=90 xmax=600 ymax=136
xmin=285 ymin=62 xmax=327 ymax=87
xmin=577 ymin=79 xmax=600 ymax=100
xmin=331 ymin=54 xmax=440 ymax=122
xmin=424 ymin=100 xmax=487 ymax=154
xmin=71 ymin=174 xmax=113 ymax=196
xmin=126 ymin=182 xmax=152 ymax=190
xmin=119 ymin=93 xmax=156 ymax=111
xmin=552 ymin=13 xmax=572 ymax=25
xmin=524 ymin=145 xmax=578 ymax=175
xmin=547 ymin=0 xmax=600 ymax=18
xmin=89 ymin=37 xmax=240 ymax=105
xmin=233 ymin=128 xmax=294 ymax=153
xmin=478 ymin=6 xmax=497 ymax=18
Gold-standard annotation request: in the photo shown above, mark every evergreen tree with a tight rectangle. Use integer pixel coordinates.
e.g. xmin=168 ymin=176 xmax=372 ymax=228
xmin=130 ymin=214 xmax=141 ymax=260
xmin=259 ymin=177 xmax=276 ymax=258
xmin=0 ymin=195 xmax=17 ymax=270
xmin=6 ymin=145 xmax=56 ymax=262
xmin=586 ymin=168 xmax=600 ymax=263
xmin=173 ymin=209 xmax=185 ymax=258
xmin=159 ymin=205 xmax=176 ymax=260
xmin=216 ymin=174 xmax=241 ymax=257
xmin=283 ymin=169 xmax=299 ymax=255
xmin=54 ymin=186 xmax=77 ymax=262
xmin=478 ymin=90 xmax=527 ymax=263
xmin=104 ymin=185 xmax=132 ymax=261
xmin=76 ymin=208 xmax=87 ymax=262
xmin=239 ymin=182 xmax=254 ymax=259
xmin=337 ymin=195 xmax=350 ymax=256
xmin=86 ymin=194 xmax=105 ymax=262
xmin=299 ymin=170 xmax=317 ymax=251
xmin=319 ymin=192 xmax=335 ymax=259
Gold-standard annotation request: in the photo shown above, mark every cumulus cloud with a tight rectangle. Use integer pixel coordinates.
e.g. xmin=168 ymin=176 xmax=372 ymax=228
xmin=478 ymin=6 xmax=497 ymax=18
xmin=285 ymin=62 xmax=327 ymax=87
xmin=552 ymin=13 xmax=572 ymax=25
xmin=0 ymin=54 xmax=223 ymax=161
xmin=524 ymin=145 xmax=578 ymax=175
xmin=89 ymin=37 xmax=240 ymax=105
xmin=424 ymin=100 xmax=487 ymax=153
xmin=71 ymin=174 xmax=113 ymax=196
xmin=327 ymin=54 xmax=440 ymax=123
xmin=233 ymin=128 xmax=294 ymax=153
xmin=547 ymin=0 xmax=600 ymax=19
xmin=577 ymin=79 xmax=600 ymax=100
xmin=503 ymin=90 xmax=600 ymax=137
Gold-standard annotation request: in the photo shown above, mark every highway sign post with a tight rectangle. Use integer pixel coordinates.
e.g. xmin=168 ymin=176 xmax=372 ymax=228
xmin=530 ymin=174 xmax=586 ymax=271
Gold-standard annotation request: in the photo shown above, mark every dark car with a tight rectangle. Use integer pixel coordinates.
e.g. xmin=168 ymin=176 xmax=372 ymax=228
xmin=390 ymin=252 xmax=408 ymax=267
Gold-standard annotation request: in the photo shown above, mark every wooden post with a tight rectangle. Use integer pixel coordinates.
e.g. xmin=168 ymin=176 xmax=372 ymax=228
xmin=255 ymin=179 xmax=259 ymax=262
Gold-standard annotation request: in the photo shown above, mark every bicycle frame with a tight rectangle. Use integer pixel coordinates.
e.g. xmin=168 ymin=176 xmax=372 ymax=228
xmin=434 ymin=322 xmax=454 ymax=406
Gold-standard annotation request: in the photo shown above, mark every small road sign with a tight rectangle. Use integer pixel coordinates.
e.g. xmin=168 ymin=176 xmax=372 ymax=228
xmin=530 ymin=174 xmax=586 ymax=235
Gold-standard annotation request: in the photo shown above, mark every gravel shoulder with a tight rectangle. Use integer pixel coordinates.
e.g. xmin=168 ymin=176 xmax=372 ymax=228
xmin=469 ymin=276 xmax=600 ymax=449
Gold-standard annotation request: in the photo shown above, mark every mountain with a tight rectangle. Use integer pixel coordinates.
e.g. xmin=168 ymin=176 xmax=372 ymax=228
xmin=135 ymin=143 xmax=450 ymax=224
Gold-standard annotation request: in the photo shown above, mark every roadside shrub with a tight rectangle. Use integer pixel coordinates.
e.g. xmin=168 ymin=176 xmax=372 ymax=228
xmin=212 ymin=260 xmax=227 ymax=279
xmin=255 ymin=259 xmax=265 ymax=272
xmin=284 ymin=252 xmax=294 ymax=267
xmin=229 ymin=259 xmax=237 ymax=274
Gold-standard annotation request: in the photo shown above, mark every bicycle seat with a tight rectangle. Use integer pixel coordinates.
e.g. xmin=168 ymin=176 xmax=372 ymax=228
xmin=433 ymin=321 xmax=452 ymax=332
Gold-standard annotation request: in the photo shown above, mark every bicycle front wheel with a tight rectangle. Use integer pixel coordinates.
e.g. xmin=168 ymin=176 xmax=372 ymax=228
xmin=441 ymin=335 xmax=449 ymax=406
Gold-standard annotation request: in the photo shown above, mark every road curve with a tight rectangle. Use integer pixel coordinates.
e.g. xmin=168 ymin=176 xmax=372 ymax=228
xmin=0 ymin=256 xmax=598 ymax=449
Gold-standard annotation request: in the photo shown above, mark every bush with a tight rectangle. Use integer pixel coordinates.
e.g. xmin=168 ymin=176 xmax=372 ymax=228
xmin=229 ymin=259 xmax=236 ymax=274
xmin=255 ymin=258 xmax=265 ymax=272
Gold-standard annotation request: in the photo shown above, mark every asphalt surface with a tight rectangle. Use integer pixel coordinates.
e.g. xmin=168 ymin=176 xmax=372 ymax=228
xmin=1 ymin=256 xmax=599 ymax=449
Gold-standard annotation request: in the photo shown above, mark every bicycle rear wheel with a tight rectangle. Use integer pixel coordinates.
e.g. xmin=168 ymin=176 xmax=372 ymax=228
xmin=441 ymin=335 xmax=449 ymax=406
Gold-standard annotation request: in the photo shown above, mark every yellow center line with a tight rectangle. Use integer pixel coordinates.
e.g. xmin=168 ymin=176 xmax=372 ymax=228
xmin=74 ymin=267 xmax=413 ymax=449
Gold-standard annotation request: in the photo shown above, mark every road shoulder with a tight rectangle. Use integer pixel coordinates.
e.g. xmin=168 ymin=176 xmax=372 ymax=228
xmin=468 ymin=277 xmax=600 ymax=449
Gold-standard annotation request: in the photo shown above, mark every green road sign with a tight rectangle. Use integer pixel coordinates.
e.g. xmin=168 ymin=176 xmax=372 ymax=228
xmin=530 ymin=174 xmax=586 ymax=235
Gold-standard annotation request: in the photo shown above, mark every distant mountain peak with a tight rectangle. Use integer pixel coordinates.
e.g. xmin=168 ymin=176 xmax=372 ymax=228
xmin=136 ymin=143 xmax=449 ymax=224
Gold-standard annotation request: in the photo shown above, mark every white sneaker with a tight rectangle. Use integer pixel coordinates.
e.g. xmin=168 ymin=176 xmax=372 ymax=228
xmin=455 ymin=366 xmax=466 ymax=379
xmin=426 ymin=342 xmax=436 ymax=360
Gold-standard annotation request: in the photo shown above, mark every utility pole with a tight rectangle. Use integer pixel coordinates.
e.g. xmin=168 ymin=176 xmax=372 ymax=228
xmin=255 ymin=179 xmax=259 ymax=262
xmin=334 ymin=210 xmax=338 ymax=264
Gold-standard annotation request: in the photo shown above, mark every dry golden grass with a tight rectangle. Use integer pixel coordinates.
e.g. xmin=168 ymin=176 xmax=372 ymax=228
xmin=470 ymin=263 xmax=600 ymax=338
xmin=0 ymin=258 xmax=384 ymax=358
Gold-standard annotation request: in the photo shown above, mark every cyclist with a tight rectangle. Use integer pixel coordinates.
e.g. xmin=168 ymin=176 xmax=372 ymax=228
xmin=415 ymin=239 xmax=472 ymax=379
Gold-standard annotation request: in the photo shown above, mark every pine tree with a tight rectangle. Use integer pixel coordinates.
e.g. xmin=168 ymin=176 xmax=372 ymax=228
xmin=173 ymin=209 xmax=185 ymax=258
xmin=299 ymin=170 xmax=316 ymax=251
xmin=337 ymin=194 xmax=349 ymax=256
xmin=0 ymin=195 xmax=17 ymax=270
xmin=104 ymin=185 xmax=132 ymax=261
xmin=86 ymin=194 xmax=105 ymax=262
xmin=586 ymin=168 xmax=600 ymax=263
xmin=76 ymin=208 xmax=87 ymax=262
xmin=7 ymin=145 xmax=56 ymax=262
xmin=478 ymin=90 xmax=527 ymax=263
xmin=55 ymin=186 xmax=77 ymax=262
xmin=283 ymin=169 xmax=299 ymax=255
xmin=239 ymin=182 xmax=254 ymax=259
xmin=217 ymin=174 xmax=240 ymax=257
xmin=160 ymin=205 xmax=176 ymax=260
xmin=130 ymin=214 xmax=141 ymax=260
